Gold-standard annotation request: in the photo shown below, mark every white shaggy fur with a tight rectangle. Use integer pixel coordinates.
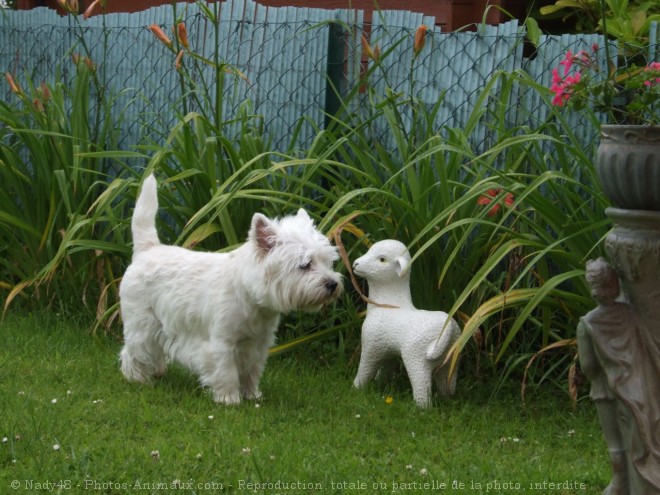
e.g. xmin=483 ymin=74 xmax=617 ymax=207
xmin=352 ymin=240 xmax=461 ymax=407
xmin=119 ymin=174 xmax=342 ymax=404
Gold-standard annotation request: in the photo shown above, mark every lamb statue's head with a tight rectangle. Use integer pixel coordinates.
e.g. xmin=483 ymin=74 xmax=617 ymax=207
xmin=352 ymin=240 xmax=412 ymax=283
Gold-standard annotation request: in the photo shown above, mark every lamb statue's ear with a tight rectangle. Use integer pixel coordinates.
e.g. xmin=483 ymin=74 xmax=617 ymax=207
xmin=250 ymin=213 xmax=277 ymax=256
xmin=395 ymin=255 xmax=411 ymax=277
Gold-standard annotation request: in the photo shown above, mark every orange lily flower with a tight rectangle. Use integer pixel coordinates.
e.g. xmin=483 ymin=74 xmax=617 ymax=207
xmin=56 ymin=0 xmax=78 ymax=14
xmin=361 ymin=35 xmax=375 ymax=60
xmin=176 ymin=22 xmax=189 ymax=49
xmin=84 ymin=56 xmax=96 ymax=72
xmin=39 ymin=82 xmax=51 ymax=102
xmin=174 ymin=50 xmax=184 ymax=71
xmin=33 ymin=98 xmax=45 ymax=113
xmin=373 ymin=44 xmax=381 ymax=61
xmin=83 ymin=0 xmax=101 ymax=20
xmin=5 ymin=72 xmax=21 ymax=95
xmin=149 ymin=24 xmax=173 ymax=48
xmin=413 ymin=25 xmax=427 ymax=56
xmin=477 ymin=188 xmax=515 ymax=217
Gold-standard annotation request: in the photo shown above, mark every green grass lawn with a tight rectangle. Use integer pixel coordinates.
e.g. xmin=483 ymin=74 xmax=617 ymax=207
xmin=1 ymin=314 xmax=610 ymax=494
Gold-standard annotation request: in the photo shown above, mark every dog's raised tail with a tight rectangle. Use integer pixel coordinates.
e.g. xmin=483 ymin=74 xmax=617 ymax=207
xmin=131 ymin=174 xmax=160 ymax=255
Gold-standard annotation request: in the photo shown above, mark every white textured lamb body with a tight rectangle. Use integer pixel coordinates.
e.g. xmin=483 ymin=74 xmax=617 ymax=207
xmin=352 ymin=240 xmax=461 ymax=407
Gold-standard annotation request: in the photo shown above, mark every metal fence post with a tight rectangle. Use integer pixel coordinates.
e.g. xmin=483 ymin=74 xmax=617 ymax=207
xmin=325 ymin=21 xmax=345 ymax=130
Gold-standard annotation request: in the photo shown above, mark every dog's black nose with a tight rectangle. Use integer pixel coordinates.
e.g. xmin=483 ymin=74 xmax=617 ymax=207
xmin=325 ymin=280 xmax=339 ymax=293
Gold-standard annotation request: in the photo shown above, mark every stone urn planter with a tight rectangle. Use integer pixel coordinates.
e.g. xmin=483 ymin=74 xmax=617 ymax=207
xmin=578 ymin=124 xmax=660 ymax=495
xmin=595 ymin=125 xmax=660 ymax=211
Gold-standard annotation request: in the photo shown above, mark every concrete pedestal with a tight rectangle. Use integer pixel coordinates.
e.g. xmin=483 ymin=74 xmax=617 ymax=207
xmin=577 ymin=208 xmax=660 ymax=495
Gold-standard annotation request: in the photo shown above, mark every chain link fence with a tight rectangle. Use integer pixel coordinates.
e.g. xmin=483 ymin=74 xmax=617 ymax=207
xmin=1 ymin=0 xmax=658 ymax=154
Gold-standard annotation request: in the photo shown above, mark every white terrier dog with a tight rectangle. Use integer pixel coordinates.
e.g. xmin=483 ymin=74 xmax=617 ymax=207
xmin=119 ymin=174 xmax=342 ymax=404
xmin=352 ymin=240 xmax=460 ymax=407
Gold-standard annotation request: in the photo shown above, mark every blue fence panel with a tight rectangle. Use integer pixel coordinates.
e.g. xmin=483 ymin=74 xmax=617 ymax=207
xmin=1 ymin=1 xmax=657 ymax=158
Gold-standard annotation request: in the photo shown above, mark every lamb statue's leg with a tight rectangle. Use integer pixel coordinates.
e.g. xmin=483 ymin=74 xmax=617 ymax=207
xmin=353 ymin=341 xmax=381 ymax=389
xmin=403 ymin=355 xmax=433 ymax=407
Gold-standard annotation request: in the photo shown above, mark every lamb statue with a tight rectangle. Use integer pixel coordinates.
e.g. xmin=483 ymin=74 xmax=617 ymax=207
xmin=352 ymin=240 xmax=461 ymax=407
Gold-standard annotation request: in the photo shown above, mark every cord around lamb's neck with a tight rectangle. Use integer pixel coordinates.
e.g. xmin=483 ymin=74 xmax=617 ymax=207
xmin=365 ymin=276 xmax=415 ymax=310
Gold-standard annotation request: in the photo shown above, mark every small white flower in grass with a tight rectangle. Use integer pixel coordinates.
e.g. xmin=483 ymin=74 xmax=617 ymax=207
xmin=499 ymin=437 xmax=508 ymax=444
xmin=92 ymin=400 xmax=102 ymax=404
xmin=51 ymin=399 xmax=57 ymax=404
xmin=269 ymin=455 xmax=276 ymax=461
xmin=150 ymin=450 xmax=160 ymax=461
xmin=255 ymin=403 xmax=260 ymax=409
xmin=196 ymin=453 xmax=202 ymax=460
xmin=411 ymin=431 xmax=415 ymax=438
xmin=355 ymin=414 xmax=361 ymax=419
xmin=568 ymin=429 xmax=576 ymax=437
xmin=512 ymin=437 xmax=520 ymax=443
xmin=241 ymin=447 xmax=251 ymax=455
xmin=405 ymin=464 xmax=413 ymax=470
xmin=419 ymin=468 xmax=428 ymax=476
xmin=208 ymin=415 xmax=214 ymax=420
xmin=2 ymin=437 xmax=7 ymax=443
xmin=18 ymin=391 xmax=24 ymax=396
xmin=67 ymin=390 xmax=72 ymax=396
xmin=53 ymin=444 xmax=61 ymax=451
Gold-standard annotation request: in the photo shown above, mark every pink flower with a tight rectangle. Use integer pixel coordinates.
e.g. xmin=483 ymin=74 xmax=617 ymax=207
xmin=565 ymin=72 xmax=582 ymax=86
xmin=549 ymin=61 xmax=583 ymax=107
xmin=551 ymin=68 xmax=562 ymax=84
xmin=642 ymin=63 xmax=660 ymax=89
xmin=575 ymin=50 xmax=591 ymax=66
xmin=559 ymin=51 xmax=574 ymax=73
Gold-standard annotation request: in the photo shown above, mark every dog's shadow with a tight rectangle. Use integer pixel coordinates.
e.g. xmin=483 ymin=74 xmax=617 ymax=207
xmin=141 ymin=365 xmax=208 ymax=402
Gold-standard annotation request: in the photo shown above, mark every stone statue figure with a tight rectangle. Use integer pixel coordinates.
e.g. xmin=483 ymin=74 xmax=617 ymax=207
xmin=577 ymin=257 xmax=660 ymax=495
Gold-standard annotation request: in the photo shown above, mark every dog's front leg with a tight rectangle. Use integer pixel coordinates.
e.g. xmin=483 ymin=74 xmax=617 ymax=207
xmin=238 ymin=338 xmax=270 ymax=400
xmin=201 ymin=341 xmax=242 ymax=405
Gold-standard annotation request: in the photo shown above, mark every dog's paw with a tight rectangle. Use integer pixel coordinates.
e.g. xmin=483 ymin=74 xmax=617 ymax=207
xmin=213 ymin=391 xmax=241 ymax=405
xmin=243 ymin=389 xmax=263 ymax=401
xmin=153 ymin=366 xmax=167 ymax=378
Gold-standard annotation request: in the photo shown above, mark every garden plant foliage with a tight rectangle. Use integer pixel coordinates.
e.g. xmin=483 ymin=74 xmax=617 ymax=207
xmin=0 ymin=2 xmax=618 ymax=394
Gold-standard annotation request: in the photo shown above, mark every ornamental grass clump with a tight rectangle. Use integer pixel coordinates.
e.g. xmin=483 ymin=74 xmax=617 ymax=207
xmin=0 ymin=59 xmax=130 ymax=315
xmin=549 ymin=44 xmax=660 ymax=125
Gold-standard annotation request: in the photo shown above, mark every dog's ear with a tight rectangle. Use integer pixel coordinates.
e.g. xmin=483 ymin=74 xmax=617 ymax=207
xmin=296 ymin=208 xmax=312 ymax=223
xmin=250 ymin=213 xmax=277 ymax=255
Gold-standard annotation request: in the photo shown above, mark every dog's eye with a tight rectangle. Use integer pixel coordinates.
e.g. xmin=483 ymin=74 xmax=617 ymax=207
xmin=299 ymin=261 xmax=312 ymax=270
xmin=378 ymin=256 xmax=386 ymax=263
